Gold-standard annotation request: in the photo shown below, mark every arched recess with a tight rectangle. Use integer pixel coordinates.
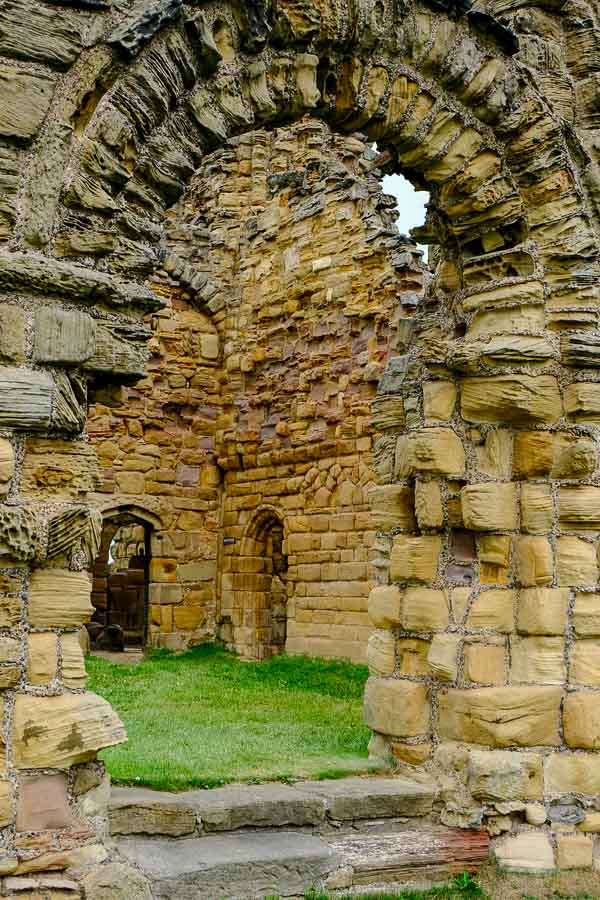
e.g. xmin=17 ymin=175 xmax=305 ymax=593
xmin=90 ymin=506 xmax=157 ymax=650
xmin=229 ymin=507 xmax=288 ymax=660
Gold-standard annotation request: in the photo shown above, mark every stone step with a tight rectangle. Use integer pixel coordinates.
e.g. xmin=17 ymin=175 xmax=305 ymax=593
xmin=109 ymin=776 xmax=436 ymax=837
xmin=117 ymin=831 xmax=338 ymax=900
xmin=115 ymin=826 xmax=490 ymax=899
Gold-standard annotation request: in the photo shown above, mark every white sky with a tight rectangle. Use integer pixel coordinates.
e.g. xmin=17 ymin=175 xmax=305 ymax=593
xmin=382 ymin=173 xmax=428 ymax=258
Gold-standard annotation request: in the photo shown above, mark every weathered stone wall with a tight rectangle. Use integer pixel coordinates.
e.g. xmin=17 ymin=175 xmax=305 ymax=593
xmin=88 ymin=295 xmax=222 ymax=650
xmin=0 ymin=0 xmax=599 ymax=886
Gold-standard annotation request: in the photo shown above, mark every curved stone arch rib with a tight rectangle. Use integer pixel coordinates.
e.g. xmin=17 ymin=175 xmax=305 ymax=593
xmin=28 ymin=2 xmax=549 ymax=286
xmin=99 ymin=501 xmax=163 ymax=531
xmin=239 ymin=503 xmax=286 ymax=556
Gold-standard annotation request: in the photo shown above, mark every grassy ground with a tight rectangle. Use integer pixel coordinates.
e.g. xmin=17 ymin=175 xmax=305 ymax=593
xmin=86 ymin=644 xmax=373 ymax=791
xmin=300 ymin=874 xmax=484 ymax=899
xmin=299 ymin=867 xmax=600 ymax=899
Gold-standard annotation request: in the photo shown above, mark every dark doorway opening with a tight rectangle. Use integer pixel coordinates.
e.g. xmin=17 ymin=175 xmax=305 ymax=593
xmin=90 ymin=511 xmax=152 ymax=651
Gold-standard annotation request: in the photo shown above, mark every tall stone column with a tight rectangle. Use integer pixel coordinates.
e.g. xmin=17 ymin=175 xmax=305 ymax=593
xmin=0 ymin=257 xmax=157 ymax=880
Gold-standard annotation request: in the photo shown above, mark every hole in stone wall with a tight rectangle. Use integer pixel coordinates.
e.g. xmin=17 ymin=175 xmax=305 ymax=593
xmin=381 ymin=172 xmax=430 ymax=262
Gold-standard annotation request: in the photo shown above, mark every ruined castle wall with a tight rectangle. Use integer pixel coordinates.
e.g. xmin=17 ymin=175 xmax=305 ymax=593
xmin=1 ymin=0 xmax=600 ymax=884
xmin=88 ymin=295 xmax=222 ymax=649
xmin=91 ymin=121 xmax=424 ymax=661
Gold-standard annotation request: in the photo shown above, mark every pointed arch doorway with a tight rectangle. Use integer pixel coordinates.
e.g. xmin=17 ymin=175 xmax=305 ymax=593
xmin=236 ymin=509 xmax=288 ymax=660
xmin=90 ymin=507 xmax=156 ymax=651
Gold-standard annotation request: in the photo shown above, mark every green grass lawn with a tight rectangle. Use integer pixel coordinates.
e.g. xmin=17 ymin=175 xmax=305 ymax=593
xmin=86 ymin=645 xmax=373 ymax=791
xmin=301 ymin=876 xmax=484 ymax=900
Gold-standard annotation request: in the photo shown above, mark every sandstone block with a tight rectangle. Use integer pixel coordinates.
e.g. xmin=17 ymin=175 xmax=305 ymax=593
xmin=438 ymin=687 xmax=562 ymax=747
xmin=480 ymin=534 xmax=511 ymax=584
xmin=27 ymin=633 xmax=57 ymax=685
xmin=363 ymin=677 xmax=429 ymax=737
xmin=109 ymin=787 xmax=196 ymax=837
xmin=427 ymin=634 xmax=460 ymax=682
xmin=34 ymin=307 xmax=95 ymax=364
xmin=16 ymin=774 xmax=74 ymax=832
xmin=395 ymin=428 xmax=465 ymax=477
xmin=422 ymin=381 xmax=456 ymax=421
xmin=495 ymin=833 xmax=555 ymax=874
xmin=473 ymin=429 xmax=512 ymax=480
xmin=415 ymin=480 xmax=443 ymax=529
xmin=12 ymin=692 xmax=126 ymax=769
xmin=546 ymin=753 xmax=600 ymax=794
xmin=464 ymin=643 xmax=506 ymax=684
xmin=368 ymin=586 xmax=402 ymax=628
xmin=569 ymin=640 xmax=600 ymax=687
xmin=402 ymin=588 xmax=449 ymax=631
xmin=513 ymin=431 xmax=553 ymax=478
xmin=565 ymin=383 xmax=600 ymax=424
xmin=461 ymin=375 xmax=562 ymax=426
xmin=367 ymin=630 xmax=395 ymax=676
xmin=0 ymin=781 xmax=12 ymax=828
xmin=523 ymin=803 xmax=546 ymax=827
xmin=149 ymin=558 xmax=177 ymax=583
xmin=390 ymin=536 xmax=441 ymax=584
xmin=178 ymin=561 xmax=216 ymax=582
xmin=149 ymin=583 xmax=183 ymax=605
xmin=510 ymin=637 xmax=565 ymax=685
xmin=28 ymin=569 xmax=93 ymax=628
xmin=515 ymin=536 xmax=553 ymax=587
xmin=61 ymin=633 xmax=86 ymax=689
xmin=0 ymin=64 xmax=53 ymax=139
xmin=467 ymin=589 xmax=515 ymax=632
xmin=579 ymin=812 xmax=600 ymax=832
xmin=557 ymin=537 xmax=598 ymax=586
xmin=173 ymin=606 xmax=205 ymax=632
xmin=468 ymin=750 xmax=543 ymax=801
xmin=556 ymin=834 xmax=593 ymax=870
xmin=391 ymin=743 xmax=433 ymax=766
xmin=0 ymin=304 xmax=26 ymax=363
xmin=397 ymin=638 xmax=431 ymax=676
xmin=368 ymin=485 xmax=416 ymax=531
xmin=0 ymin=366 xmax=53 ymax=431
xmin=564 ymin=692 xmax=600 ymax=748
xmin=553 ymin=437 xmax=596 ymax=479
xmin=0 ymin=635 xmax=20 ymax=663
xmin=462 ymin=281 xmax=544 ymax=314
xmin=520 ymin=484 xmax=553 ymax=534
xmin=517 ymin=588 xmax=568 ymax=635
xmin=116 ymin=470 xmax=146 ymax=494
xmin=0 ymin=439 xmax=13 ymax=496
xmin=461 ymin=483 xmax=517 ymax=531
xmin=573 ymin=593 xmax=600 ymax=636
xmin=450 ymin=587 xmax=471 ymax=625
xmin=200 ymin=333 xmax=219 ymax=359
xmin=82 ymin=863 xmax=152 ymax=900
xmin=559 ymin=486 xmax=600 ymax=530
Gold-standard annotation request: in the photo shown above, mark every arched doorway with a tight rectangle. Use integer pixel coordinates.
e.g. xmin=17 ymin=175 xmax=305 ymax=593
xmin=237 ymin=510 xmax=288 ymax=660
xmin=90 ymin=509 xmax=154 ymax=651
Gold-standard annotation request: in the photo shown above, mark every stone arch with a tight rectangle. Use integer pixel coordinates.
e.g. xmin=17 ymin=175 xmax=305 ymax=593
xmin=2 ymin=0 xmax=600 ymax=856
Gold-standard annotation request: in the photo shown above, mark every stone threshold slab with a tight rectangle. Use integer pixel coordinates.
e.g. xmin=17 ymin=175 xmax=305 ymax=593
xmin=117 ymin=830 xmax=339 ymax=899
xmin=109 ymin=776 xmax=436 ymax=837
